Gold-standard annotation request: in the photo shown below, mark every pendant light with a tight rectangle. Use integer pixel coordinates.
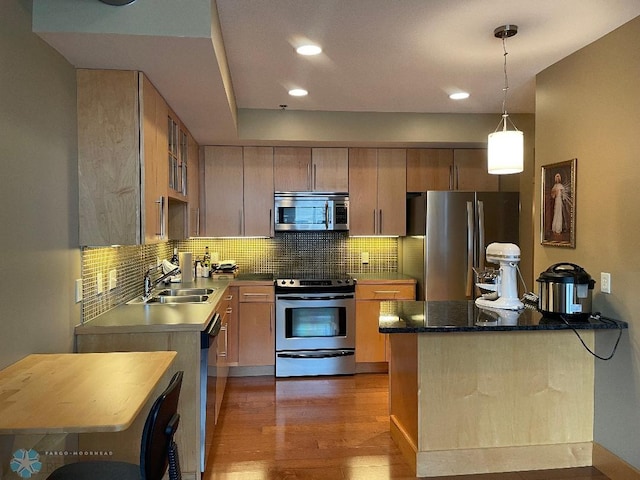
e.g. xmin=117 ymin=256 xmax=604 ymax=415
xmin=487 ymin=25 xmax=523 ymax=175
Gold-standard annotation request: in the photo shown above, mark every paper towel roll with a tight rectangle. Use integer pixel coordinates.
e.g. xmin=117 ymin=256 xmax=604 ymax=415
xmin=179 ymin=252 xmax=194 ymax=282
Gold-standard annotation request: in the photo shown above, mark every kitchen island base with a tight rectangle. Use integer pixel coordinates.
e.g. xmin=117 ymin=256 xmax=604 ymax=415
xmin=389 ymin=330 xmax=596 ymax=477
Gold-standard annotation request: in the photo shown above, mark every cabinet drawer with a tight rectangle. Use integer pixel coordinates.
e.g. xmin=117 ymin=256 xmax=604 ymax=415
xmin=356 ymin=283 xmax=415 ymax=300
xmin=238 ymin=285 xmax=274 ymax=303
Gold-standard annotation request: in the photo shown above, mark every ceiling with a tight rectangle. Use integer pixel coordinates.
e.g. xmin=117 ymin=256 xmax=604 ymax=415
xmin=33 ymin=0 xmax=640 ymax=145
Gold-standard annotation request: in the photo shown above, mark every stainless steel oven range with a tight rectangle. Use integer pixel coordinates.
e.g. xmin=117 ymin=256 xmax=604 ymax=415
xmin=275 ymin=277 xmax=356 ymax=377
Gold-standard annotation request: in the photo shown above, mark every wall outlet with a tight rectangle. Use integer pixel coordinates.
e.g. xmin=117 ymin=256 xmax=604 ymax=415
xmin=75 ymin=279 xmax=83 ymax=303
xmin=361 ymin=252 xmax=369 ymax=264
xmin=108 ymin=269 xmax=117 ymax=290
xmin=96 ymin=272 xmax=103 ymax=294
xmin=601 ymin=272 xmax=611 ymax=294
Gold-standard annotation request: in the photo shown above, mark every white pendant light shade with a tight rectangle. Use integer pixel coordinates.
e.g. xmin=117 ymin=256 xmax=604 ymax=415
xmin=487 ymin=129 xmax=523 ymax=174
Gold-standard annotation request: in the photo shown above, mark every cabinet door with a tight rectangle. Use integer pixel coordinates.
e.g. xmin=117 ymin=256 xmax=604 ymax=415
xmin=454 ymin=149 xmax=499 ymax=191
xmin=78 ymin=69 xmax=140 ymax=246
xmin=406 ymin=149 xmax=453 ymax=192
xmin=203 ymin=146 xmax=244 ymax=236
xmin=312 ymin=147 xmax=348 ymax=192
xmin=243 ymin=147 xmax=274 ymax=236
xmin=226 ymin=287 xmax=239 ymax=365
xmin=348 ymin=148 xmax=378 ymax=235
xmin=187 ymin=132 xmax=200 ymax=237
xmin=355 ymin=300 xmax=387 ymax=363
xmin=274 ymin=147 xmax=311 ymax=191
xmin=142 ymin=74 xmax=169 ymax=244
xmin=238 ymin=303 xmax=275 ymax=366
xmin=377 ymin=149 xmax=406 ymax=236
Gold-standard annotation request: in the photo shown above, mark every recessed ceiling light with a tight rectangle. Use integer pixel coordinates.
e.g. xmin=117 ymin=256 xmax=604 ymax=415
xmin=296 ymin=45 xmax=322 ymax=56
xmin=288 ymin=89 xmax=308 ymax=97
xmin=449 ymin=92 xmax=470 ymax=100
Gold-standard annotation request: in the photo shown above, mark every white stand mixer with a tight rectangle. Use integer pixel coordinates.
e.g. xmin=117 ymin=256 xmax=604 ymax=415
xmin=475 ymin=242 xmax=524 ymax=311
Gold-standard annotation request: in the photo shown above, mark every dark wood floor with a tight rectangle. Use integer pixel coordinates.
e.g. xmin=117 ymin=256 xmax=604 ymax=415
xmin=204 ymin=374 xmax=609 ymax=480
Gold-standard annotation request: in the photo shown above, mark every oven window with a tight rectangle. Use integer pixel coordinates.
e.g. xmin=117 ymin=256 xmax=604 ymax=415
xmin=278 ymin=206 xmax=326 ymax=226
xmin=285 ymin=307 xmax=346 ymax=338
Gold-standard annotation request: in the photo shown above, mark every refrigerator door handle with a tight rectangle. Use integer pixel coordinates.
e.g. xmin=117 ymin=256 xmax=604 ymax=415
xmin=478 ymin=200 xmax=485 ymax=271
xmin=466 ymin=201 xmax=474 ymax=298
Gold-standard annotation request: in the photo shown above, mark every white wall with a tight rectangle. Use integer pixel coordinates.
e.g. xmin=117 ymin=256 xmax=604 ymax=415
xmin=0 ymin=0 xmax=80 ymax=369
xmin=536 ymin=15 xmax=640 ymax=468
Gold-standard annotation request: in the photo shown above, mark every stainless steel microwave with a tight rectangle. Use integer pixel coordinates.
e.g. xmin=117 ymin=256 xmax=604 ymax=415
xmin=274 ymin=192 xmax=349 ymax=231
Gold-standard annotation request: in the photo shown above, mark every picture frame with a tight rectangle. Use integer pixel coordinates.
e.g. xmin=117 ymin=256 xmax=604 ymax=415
xmin=541 ymin=159 xmax=576 ymax=247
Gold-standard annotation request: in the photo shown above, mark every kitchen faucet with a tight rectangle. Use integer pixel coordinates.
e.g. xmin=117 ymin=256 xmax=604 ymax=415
xmin=143 ymin=264 xmax=180 ymax=300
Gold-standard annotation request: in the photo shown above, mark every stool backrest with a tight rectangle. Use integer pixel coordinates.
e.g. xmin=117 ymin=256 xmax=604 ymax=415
xmin=139 ymin=371 xmax=183 ymax=480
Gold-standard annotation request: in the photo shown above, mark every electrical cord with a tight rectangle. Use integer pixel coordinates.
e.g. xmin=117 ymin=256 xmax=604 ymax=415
xmin=560 ymin=312 xmax=623 ymax=361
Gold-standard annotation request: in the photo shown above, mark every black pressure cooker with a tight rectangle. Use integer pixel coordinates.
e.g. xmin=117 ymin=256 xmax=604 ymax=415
xmin=536 ymin=263 xmax=595 ymax=320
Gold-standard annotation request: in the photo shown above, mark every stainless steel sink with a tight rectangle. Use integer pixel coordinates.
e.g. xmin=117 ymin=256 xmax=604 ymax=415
xmin=145 ymin=295 xmax=211 ymax=304
xmin=156 ymin=288 xmax=216 ymax=296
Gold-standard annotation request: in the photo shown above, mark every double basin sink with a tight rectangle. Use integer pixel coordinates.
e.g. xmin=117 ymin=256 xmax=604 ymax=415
xmin=128 ymin=288 xmax=216 ymax=305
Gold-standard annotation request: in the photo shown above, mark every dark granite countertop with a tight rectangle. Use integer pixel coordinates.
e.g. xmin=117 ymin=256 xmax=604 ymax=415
xmin=379 ymin=301 xmax=628 ymax=333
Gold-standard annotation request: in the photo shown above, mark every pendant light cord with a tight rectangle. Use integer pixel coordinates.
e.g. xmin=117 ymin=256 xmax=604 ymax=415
xmin=501 ymin=36 xmax=509 ymax=118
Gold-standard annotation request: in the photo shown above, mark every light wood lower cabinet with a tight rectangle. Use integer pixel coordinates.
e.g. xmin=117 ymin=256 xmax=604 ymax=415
xmin=237 ymin=286 xmax=275 ymax=367
xmin=76 ymin=330 xmax=201 ymax=479
xmin=355 ymin=280 xmax=416 ymax=364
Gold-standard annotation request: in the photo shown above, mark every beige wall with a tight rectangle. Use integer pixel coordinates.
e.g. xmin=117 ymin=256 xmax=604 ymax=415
xmin=0 ymin=0 xmax=80 ymax=369
xmin=536 ymin=16 xmax=640 ymax=468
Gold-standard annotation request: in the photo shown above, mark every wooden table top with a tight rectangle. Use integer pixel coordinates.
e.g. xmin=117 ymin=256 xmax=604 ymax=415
xmin=0 ymin=351 xmax=177 ymax=434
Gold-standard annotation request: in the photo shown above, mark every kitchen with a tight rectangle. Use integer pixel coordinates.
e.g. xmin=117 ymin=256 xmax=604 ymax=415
xmin=2 ymin=1 xmax=640 ymax=479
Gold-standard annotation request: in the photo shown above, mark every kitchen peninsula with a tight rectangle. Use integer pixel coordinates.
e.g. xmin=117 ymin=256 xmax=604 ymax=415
xmin=380 ymin=301 xmax=627 ymax=477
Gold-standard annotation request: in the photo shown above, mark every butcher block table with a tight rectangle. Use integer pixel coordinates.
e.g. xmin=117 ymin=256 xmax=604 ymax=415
xmin=0 ymin=351 xmax=177 ymax=434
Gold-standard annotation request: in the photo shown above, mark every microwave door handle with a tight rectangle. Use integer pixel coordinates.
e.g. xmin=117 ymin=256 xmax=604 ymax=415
xmin=325 ymin=201 xmax=330 ymax=230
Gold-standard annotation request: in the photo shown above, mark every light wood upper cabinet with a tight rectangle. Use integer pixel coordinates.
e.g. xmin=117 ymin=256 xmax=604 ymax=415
xmin=203 ymin=146 xmax=244 ymax=237
xmin=273 ymin=147 xmax=310 ymax=191
xmin=406 ymin=149 xmax=454 ymax=191
xmin=78 ymin=69 xmax=168 ymax=246
xmin=203 ymin=146 xmax=274 ymax=237
xmin=274 ymin=147 xmax=348 ymax=192
xmin=406 ymin=148 xmax=499 ymax=192
xmin=454 ymin=149 xmax=499 ymax=191
xmin=349 ymin=148 xmax=406 ymax=236
xmin=243 ymin=147 xmax=275 ymax=237
xmin=187 ymin=133 xmax=200 ymax=237
xmin=312 ymin=148 xmax=349 ymax=192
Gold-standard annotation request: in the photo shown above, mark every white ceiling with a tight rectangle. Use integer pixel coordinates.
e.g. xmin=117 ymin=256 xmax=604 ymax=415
xmin=33 ymin=0 xmax=640 ymax=145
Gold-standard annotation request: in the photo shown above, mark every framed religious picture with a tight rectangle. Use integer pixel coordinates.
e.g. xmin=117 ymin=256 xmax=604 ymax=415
xmin=541 ymin=159 xmax=576 ymax=247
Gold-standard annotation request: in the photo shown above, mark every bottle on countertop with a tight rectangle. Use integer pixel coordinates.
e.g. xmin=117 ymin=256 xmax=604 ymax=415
xmin=170 ymin=247 xmax=179 ymax=266
xmin=203 ymin=247 xmax=211 ymax=268
xmin=195 ymin=260 xmax=203 ymax=278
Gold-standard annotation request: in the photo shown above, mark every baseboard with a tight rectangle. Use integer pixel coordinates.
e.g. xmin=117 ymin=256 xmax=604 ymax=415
xmin=593 ymin=442 xmax=640 ymax=480
xmin=389 ymin=414 xmax=418 ymax=476
xmin=415 ymin=443 xmax=592 ymax=477
xmin=355 ymin=362 xmax=388 ymax=374
xmin=228 ymin=365 xmax=274 ymax=377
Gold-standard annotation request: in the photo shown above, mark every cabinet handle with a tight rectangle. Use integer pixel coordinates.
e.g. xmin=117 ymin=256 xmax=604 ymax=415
xmin=225 ymin=295 xmax=233 ymax=301
xmin=155 ymin=196 xmax=165 ymax=237
xmin=373 ymin=209 xmax=377 ymax=233
xmin=219 ymin=324 xmax=228 ymax=357
xmin=455 ymin=165 xmax=460 ymax=190
xmin=307 ymin=164 xmax=312 ymax=190
xmin=313 ymin=164 xmax=317 ymax=190
xmin=379 ymin=210 xmax=383 ymax=234
xmin=239 ymin=209 xmax=244 ymax=236
xmin=243 ymin=293 xmax=269 ymax=298
xmin=373 ymin=290 xmax=400 ymax=295
xmin=196 ymin=207 xmax=200 ymax=236
xmin=270 ymin=304 xmax=273 ymax=334
xmin=269 ymin=208 xmax=274 ymax=237
xmin=226 ymin=307 xmax=233 ymax=314
xmin=449 ymin=165 xmax=454 ymax=190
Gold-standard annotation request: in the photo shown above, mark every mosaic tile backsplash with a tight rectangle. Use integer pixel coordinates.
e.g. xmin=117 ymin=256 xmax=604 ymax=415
xmin=81 ymin=233 xmax=397 ymax=323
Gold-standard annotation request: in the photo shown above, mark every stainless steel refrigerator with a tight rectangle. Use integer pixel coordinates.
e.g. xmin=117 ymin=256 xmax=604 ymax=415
xmin=401 ymin=191 xmax=520 ymax=301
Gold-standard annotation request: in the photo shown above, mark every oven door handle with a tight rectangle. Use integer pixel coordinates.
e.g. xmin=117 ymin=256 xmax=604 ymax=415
xmin=277 ymin=350 xmax=355 ymax=359
xmin=276 ymin=295 xmax=354 ymax=301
